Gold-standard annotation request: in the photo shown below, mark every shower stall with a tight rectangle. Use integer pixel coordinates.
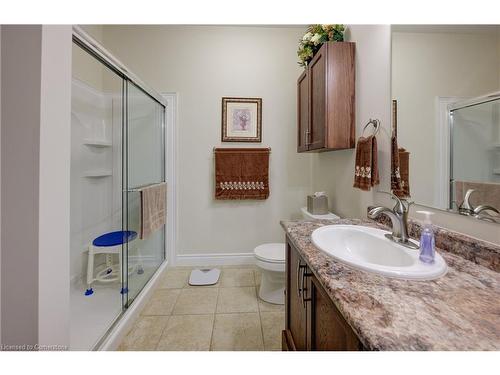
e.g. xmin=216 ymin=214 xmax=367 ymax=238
xmin=70 ymin=27 xmax=167 ymax=349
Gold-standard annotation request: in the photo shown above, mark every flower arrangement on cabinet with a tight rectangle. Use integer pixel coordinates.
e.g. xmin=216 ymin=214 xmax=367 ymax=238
xmin=297 ymin=24 xmax=345 ymax=67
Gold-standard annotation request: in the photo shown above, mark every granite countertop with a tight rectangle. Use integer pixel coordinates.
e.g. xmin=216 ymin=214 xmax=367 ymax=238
xmin=281 ymin=218 xmax=500 ymax=350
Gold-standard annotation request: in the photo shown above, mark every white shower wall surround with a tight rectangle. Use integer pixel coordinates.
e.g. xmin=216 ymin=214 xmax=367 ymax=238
xmin=70 ymin=78 xmax=122 ymax=284
xmin=71 ymin=79 xmax=164 ymax=286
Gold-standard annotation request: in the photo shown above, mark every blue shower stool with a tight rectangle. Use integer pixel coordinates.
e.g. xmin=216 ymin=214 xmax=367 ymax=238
xmin=85 ymin=230 xmax=137 ymax=296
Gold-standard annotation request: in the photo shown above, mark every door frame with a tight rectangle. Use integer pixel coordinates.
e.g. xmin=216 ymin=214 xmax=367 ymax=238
xmin=162 ymin=92 xmax=178 ymax=266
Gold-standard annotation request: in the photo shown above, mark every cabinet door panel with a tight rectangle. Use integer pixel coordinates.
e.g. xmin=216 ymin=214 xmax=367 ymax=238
xmin=310 ymin=277 xmax=361 ymax=351
xmin=285 ymin=242 xmax=307 ymax=350
xmin=326 ymin=42 xmax=356 ymax=149
xmin=308 ymin=47 xmax=326 ymax=150
xmin=282 ymin=330 xmax=296 ymax=351
xmin=297 ymin=70 xmax=309 ymax=152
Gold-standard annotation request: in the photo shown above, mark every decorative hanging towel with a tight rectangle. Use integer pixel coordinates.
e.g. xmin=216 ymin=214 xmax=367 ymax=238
xmin=353 ymin=135 xmax=380 ymax=191
xmin=140 ymin=182 xmax=167 ymax=239
xmin=396 ymin=148 xmax=410 ymax=197
xmin=214 ymin=148 xmax=270 ymax=200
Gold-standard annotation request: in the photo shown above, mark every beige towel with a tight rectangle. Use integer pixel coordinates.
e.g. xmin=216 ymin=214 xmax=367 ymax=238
xmin=353 ymin=135 xmax=379 ymax=191
xmin=140 ymin=182 xmax=167 ymax=239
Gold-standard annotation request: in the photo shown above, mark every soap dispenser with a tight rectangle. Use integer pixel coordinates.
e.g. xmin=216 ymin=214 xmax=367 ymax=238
xmin=417 ymin=210 xmax=435 ymax=264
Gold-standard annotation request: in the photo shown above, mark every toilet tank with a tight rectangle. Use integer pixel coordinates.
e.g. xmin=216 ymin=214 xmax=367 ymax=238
xmin=301 ymin=207 xmax=340 ymax=220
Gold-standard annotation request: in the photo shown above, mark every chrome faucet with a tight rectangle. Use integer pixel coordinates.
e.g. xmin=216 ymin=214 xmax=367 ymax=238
xmin=368 ymin=194 xmax=419 ymax=250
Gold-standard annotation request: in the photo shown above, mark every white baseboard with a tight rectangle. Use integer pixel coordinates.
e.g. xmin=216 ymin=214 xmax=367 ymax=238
xmin=96 ymin=259 xmax=169 ymax=351
xmin=176 ymin=252 xmax=256 ymax=267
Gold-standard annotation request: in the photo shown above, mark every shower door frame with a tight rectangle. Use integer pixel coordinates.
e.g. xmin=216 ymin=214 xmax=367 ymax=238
xmin=123 ymin=80 xmax=167 ymax=306
xmin=72 ymin=26 xmax=170 ymax=349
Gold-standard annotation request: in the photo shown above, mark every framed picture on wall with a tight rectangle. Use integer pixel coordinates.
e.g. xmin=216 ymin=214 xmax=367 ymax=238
xmin=221 ymin=97 xmax=262 ymax=142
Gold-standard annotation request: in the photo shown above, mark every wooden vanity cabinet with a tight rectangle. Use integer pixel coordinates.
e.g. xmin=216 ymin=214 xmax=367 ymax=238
xmin=297 ymin=42 xmax=355 ymax=152
xmin=283 ymin=239 xmax=363 ymax=351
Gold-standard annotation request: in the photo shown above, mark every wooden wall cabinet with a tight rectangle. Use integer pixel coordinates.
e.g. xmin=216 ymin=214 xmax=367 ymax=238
xmin=283 ymin=238 xmax=363 ymax=351
xmin=297 ymin=42 xmax=355 ymax=152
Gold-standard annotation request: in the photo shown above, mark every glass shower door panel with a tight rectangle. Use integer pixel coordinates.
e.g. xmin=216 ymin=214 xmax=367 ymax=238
xmin=70 ymin=42 xmax=125 ymax=349
xmin=125 ymin=82 xmax=166 ymax=303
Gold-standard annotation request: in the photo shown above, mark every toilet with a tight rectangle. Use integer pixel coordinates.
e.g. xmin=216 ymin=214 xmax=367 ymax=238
xmin=254 ymin=208 xmax=339 ymax=305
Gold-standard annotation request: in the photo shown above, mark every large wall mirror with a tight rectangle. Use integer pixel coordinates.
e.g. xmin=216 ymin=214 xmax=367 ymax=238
xmin=391 ymin=25 xmax=500 ymax=224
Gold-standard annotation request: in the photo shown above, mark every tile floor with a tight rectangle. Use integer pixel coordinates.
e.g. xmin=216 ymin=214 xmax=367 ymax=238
xmin=118 ymin=265 xmax=285 ymax=351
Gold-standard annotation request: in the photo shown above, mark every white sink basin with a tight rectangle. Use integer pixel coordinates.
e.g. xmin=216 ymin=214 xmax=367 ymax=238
xmin=311 ymin=225 xmax=447 ymax=280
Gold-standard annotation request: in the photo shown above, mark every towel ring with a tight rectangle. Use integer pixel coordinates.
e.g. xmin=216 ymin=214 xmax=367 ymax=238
xmin=362 ymin=119 xmax=381 ymax=137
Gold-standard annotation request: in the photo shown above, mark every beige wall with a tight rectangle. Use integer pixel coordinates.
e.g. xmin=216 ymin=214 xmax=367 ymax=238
xmin=1 ymin=25 xmax=42 ymax=346
xmin=311 ymin=25 xmax=393 ymax=219
xmin=101 ymin=26 xmax=313 ymax=257
xmin=392 ymin=30 xmax=499 ymax=207
xmin=1 ymin=25 xmax=72 ymax=348
xmin=311 ymin=25 xmax=500 ymax=245
xmin=80 ymin=25 xmax=103 ymax=44
xmin=0 ymin=25 xmax=2 ymax=344
xmin=73 ymin=26 xmax=105 ymax=91
xmin=97 ymin=24 xmax=499 ymax=260
xmin=38 ymin=25 xmax=72 ymax=347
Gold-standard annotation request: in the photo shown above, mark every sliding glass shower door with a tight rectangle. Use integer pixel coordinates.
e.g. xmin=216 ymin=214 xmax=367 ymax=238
xmin=71 ymin=30 xmax=167 ymax=349
xmin=123 ymin=82 xmax=166 ymax=305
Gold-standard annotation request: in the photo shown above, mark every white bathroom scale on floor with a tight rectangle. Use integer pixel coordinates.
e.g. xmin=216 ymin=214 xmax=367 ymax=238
xmin=189 ymin=268 xmax=221 ymax=286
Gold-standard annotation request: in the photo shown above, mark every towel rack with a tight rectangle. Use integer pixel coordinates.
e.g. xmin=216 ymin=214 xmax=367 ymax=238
xmin=213 ymin=147 xmax=271 ymax=153
xmin=125 ymin=181 xmax=165 ymax=192
xmin=361 ymin=119 xmax=381 ymax=137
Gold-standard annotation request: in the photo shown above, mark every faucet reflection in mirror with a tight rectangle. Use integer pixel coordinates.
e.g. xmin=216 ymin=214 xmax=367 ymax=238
xmin=458 ymin=188 xmax=500 ymax=224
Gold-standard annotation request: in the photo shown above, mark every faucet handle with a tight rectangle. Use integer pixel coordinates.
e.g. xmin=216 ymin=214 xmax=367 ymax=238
xmin=379 ymin=191 xmax=412 ymax=214
xmin=390 ymin=193 xmax=412 ymax=214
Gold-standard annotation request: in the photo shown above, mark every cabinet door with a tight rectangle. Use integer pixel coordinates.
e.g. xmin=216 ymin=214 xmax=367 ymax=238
xmin=308 ymin=45 xmax=326 ymax=150
xmin=309 ymin=276 xmax=362 ymax=351
xmin=325 ymin=42 xmax=356 ymax=149
xmin=285 ymin=242 xmax=308 ymax=350
xmin=297 ymin=70 xmax=310 ymax=152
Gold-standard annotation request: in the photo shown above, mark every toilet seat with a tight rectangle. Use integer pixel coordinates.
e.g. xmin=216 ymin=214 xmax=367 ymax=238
xmin=254 ymin=243 xmax=285 ymax=264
